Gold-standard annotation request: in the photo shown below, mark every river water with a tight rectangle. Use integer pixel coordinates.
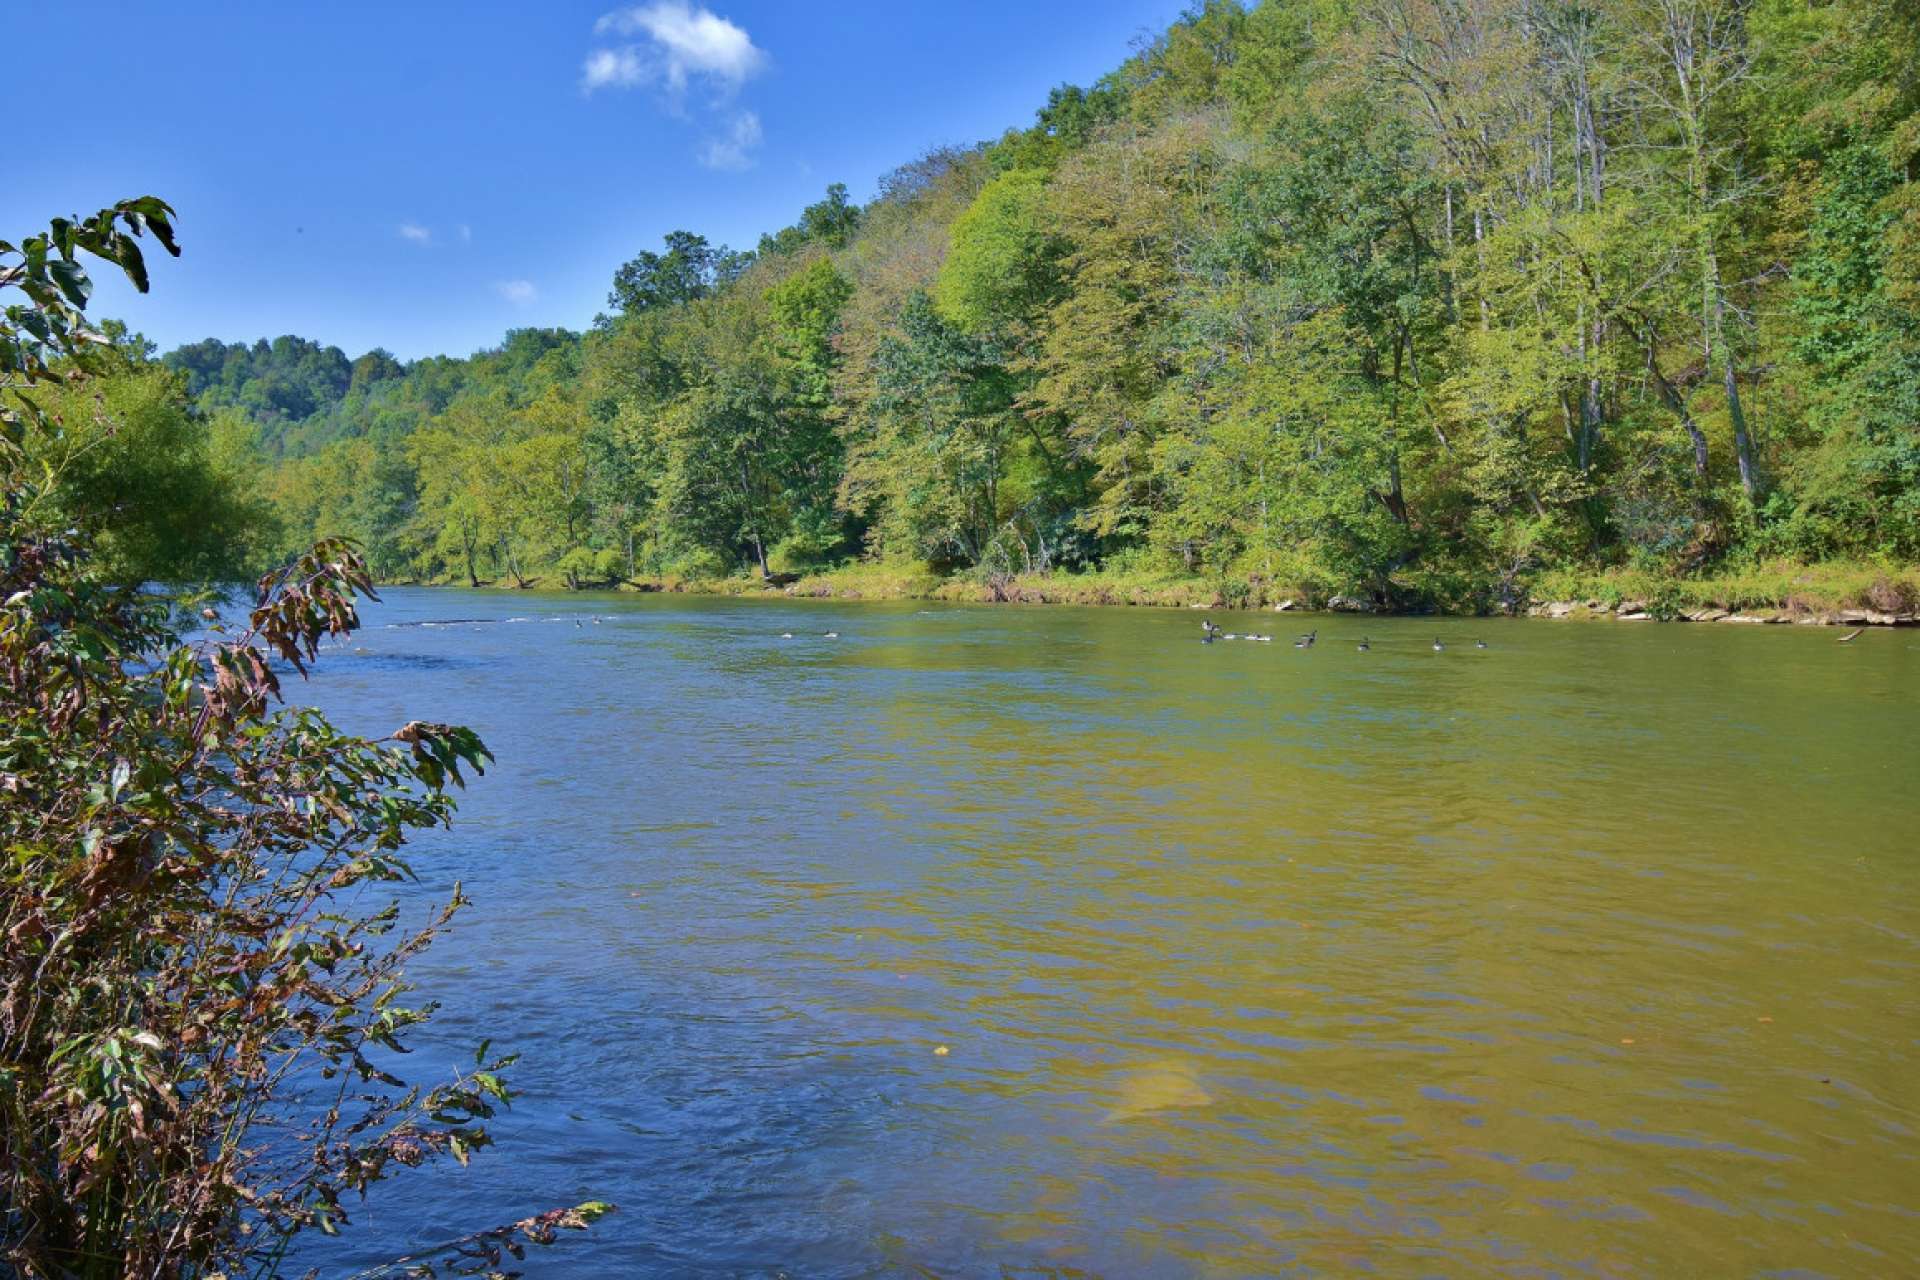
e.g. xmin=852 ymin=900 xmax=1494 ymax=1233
xmin=293 ymin=587 xmax=1919 ymax=1278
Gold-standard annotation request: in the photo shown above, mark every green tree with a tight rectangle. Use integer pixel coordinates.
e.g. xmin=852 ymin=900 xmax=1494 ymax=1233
xmin=22 ymin=354 xmax=272 ymax=583
xmin=848 ymin=292 xmax=1028 ymax=567
xmin=607 ymin=230 xmax=745 ymax=316
xmin=935 ymin=168 xmax=1066 ymax=334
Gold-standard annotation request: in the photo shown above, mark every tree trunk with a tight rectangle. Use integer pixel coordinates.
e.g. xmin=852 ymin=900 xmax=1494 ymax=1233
xmin=1724 ymin=352 xmax=1756 ymax=499
xmin=1660 ymin=0 xmax=1754 ymax=500
xmin=736 ymin=459 xmax=771 ymax=578
xmin=500 ymin=536 xmax=531 ymax=589
xmin=1374 ymin=450 xmax=1411 ymax=526
xmin=1580 ymin=70 xmax=1606 ymax=473
xmin=1472 ymin=206 xmax=1491 ymax=331
xmin=1646 ymin=346 xmax=1710 ymax=483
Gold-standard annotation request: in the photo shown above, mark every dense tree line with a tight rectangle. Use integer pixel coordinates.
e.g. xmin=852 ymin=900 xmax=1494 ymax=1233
xmin=186 ymin=0 xmax=1920 ymax=605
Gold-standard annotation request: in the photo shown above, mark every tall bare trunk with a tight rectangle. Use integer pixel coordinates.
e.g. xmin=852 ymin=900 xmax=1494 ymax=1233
xmin=1646 ymin=342 xmax=1710 ymax=483
xmin=1659 ymin=0 xmax=1756 ymax=501
xmin=1724 ymin=350 xmax=1756 ymax=498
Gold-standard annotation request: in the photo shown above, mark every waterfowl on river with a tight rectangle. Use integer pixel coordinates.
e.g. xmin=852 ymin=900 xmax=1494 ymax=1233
xmin=1432 ymin=637 xmax=1445 ymax=651
xmin=1357 ymin=636 xmax=1370 ymax=651
xmin=1293 ymin=629 xmax=1316 ymax=649
xmin=1201 ymin=620 xmax=1222 ymax=643
xmin=824 ymin=631 xmax=840 ymax=639
xmin=781 ymin=632 xmax=794 ymax=639
xmin=1475 ymin=639 xmax=1487 ymax=649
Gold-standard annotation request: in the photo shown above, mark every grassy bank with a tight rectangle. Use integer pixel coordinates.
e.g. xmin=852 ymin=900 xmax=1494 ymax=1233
xmin=445 ymin=558 xmax=1920 ymax=624
xmin=610 ymin=561 xmax=1304 ymax=608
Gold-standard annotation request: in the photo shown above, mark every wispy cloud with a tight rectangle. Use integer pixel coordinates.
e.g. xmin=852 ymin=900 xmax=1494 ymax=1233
xmin=581 ymin=3 xmax=768 ymax=171
xmin=458 ymin=224 xmax=473 ymax=244
xmin=584 ymin=2 xmax=766 ymax=99
xmin=495 ymin=279 xmax=537 ymax=305
xmin=699 ymin=110 xmax=762 ymax=171
xmin=582 ymin=47 xmax=646 ymax=93
xmin=398 ymin=222 xmax=432 ymax=245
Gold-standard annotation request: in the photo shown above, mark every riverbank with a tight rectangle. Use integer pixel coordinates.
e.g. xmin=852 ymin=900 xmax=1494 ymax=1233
xmin=419 ymin=559 xmax=1920 ymax=626
xmin=1517 ymin=562 xmax=1920 ymax=625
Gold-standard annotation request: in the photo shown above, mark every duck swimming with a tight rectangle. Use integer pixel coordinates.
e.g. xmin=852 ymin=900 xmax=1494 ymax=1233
xmin=1475 ymin=639 xmax=1487 ymax=649
xmin=1293 ymin=629 xmax=1317 ymax=649
xmin=1432 ymin=637 xmax=1445 ymax=651
xmin=1357 ymin=636 xmax=1370 ymax=651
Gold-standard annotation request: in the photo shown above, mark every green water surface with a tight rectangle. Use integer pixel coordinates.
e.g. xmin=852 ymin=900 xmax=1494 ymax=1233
xmin=301 ymin=591 xmax=1920 ymax=1277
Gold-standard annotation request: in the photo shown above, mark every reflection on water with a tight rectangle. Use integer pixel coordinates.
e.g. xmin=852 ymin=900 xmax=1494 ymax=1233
xmin=293 ymin=589 xmax=1920 ymax=1278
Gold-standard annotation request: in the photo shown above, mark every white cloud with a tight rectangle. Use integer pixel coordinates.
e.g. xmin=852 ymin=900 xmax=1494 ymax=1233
xmin=699 ymin=110 xmax=762 ymax=171
xmin=583 ymin=2 xmax=766 ymax=99
xmin=583 ymin=47 xmax=646 ymax=92
xmin=398 ymin=222 xmax=432 ymax=245
xmin=495 ymin=279 xmax=538 ymax=305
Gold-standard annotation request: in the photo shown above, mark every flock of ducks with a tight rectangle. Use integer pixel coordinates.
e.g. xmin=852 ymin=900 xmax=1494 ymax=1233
xmin=765 ymin=620 xmax=1489 ymax=650
xmin=1198 ymin=622 xmax=1283 ymax=644
xmin=1204 ymin=620 xmax=1486 ymax=651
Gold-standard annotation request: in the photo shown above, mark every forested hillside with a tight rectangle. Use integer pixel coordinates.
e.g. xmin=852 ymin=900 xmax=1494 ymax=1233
xmin=177 ymin=0 xmax=1920 ymax=608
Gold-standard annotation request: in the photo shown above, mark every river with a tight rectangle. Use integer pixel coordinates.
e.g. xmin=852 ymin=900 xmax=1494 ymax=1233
xmin=293 ymin=587 xmax=1920 ymax=1278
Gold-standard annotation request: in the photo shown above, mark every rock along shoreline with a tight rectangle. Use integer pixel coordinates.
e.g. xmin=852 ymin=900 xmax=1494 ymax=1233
xmin=1518 ymin=599 xmax=1916 ymax=626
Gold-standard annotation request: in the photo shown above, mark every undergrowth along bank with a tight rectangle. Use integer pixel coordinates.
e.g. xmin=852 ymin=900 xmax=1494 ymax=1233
xmin=410 ymin=558 xmax=1920 ymax=625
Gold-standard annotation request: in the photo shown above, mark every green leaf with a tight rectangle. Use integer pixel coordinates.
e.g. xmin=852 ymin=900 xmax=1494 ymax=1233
xmin=114 ymin=240 xmax=150 ymax=294
xmin=13 ymin=309 xmax=51 ymax=345
xmin=47 ymin=258 xmax=91 ymax=308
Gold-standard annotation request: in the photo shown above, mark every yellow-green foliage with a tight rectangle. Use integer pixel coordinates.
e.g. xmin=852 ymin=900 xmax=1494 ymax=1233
xmin=20 ymin=354 xmax=269 ymax=583
xmin=934 ymin=167 xmax=1060 ymax=333
xmin=204 ymin=0 xmax=1916 ymax=608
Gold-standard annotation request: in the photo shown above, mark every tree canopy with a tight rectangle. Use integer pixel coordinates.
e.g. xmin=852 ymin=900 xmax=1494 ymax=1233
xmin=154 ymin=0 xmax=1920 ymax=605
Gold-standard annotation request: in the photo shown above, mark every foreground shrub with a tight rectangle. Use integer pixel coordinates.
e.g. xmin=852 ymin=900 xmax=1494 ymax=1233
xmin=0 ymin=527 xmax=512 ymax=1274
xmin=1 ymin=197 xmax=604 ymax=1277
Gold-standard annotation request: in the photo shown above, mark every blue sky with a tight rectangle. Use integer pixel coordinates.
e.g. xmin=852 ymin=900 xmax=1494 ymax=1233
xmin=6 ymin=1 xmax=1185 ymax=362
